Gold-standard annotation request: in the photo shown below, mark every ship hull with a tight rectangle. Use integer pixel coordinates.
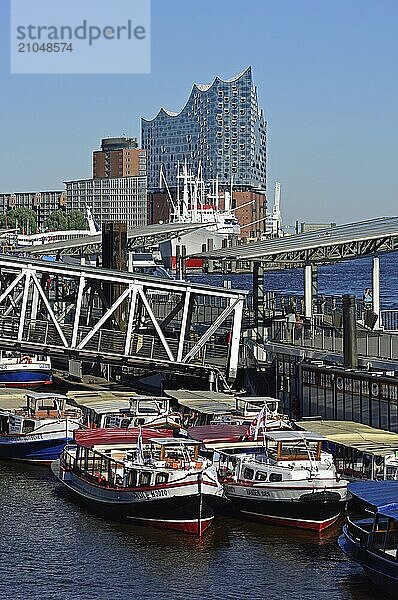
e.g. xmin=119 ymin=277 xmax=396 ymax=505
xmin=52 ymin=462 xmax=216 ymax=536
xmin=223 ymin=482 xmax=346 ymax=531
xmin=0 ymin=369 xmax=52 ymax=387
xmin=339 ymin=528 xmax=398 ymax=595
xmin=0 ymin=436 xmax=74 ymax=464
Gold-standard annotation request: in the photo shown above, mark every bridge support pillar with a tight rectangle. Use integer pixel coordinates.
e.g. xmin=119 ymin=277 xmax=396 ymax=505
xmin=343 ymin=294 xmax=358 ymax=368
xmin=253 ymin=261 xmax=265 ymax=344
xmin=372 ymin=254 xmax=381 ymax=328
xmin=304 ymin=262 xmax=315 ymax=319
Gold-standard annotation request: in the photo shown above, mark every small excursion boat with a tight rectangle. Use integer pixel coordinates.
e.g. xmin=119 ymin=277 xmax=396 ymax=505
xmin=0 ymin=392 xmax=81 ymax=463
xmin=0 ymin=351 xmax=52 ymax=387
xmin=52 ymin=428 xmax=224 ymax=536
xmin=339 ymin=481 xmax=398 ymax=596
xmin=217 ymin=430 xmax=348 ymax=531
xmin=66 ymin=392 xmax=183 ymax=433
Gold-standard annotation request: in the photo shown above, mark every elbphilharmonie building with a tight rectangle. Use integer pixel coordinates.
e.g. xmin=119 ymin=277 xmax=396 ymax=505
xmin=142 ymin=67 xmax=267 ymax=194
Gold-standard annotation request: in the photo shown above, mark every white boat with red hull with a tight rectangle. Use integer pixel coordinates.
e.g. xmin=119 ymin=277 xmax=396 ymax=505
xmin=52 ymin=429 xmax=223 ymax=536
xmin=218 ymin=431 xmax=348 ymax=531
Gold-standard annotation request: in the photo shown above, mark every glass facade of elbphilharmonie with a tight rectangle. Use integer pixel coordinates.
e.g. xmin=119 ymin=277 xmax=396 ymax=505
xmin=141 ymin=67 xmax=266 ymax=193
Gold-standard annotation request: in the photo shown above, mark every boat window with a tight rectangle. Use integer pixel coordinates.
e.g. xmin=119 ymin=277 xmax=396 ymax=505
xmin=155 ymin=473 xmax=169 ymax=485
xmin=134 ymin=418 xmax=146 ymax=426
xmin=140 ymin=471 xmax=152 ymax=486
xmin=22 ymin=419 xmax=35 ymax=434
xmin=371 ymin=516 xmax=398 ymax=558
xmin=255 ymin=471 xmax=268 ymax=481
xmin=243 ymin=468 xmax=254 ymax=480
xmin=127 ymin=470 xmax=138 ymax=487
xmin=0 ymin=416 xmax=8 ymax=434
xmin=269 ymin=473 xmax=282 ymax=482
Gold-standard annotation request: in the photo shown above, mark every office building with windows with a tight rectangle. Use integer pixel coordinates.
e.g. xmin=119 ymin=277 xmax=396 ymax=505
xmin=142 ymin=66 xmax=266 ymax=193
xmin=65 ymin=176 xmax=147 ymax=229
xmin=93 ymin=137 xmax=147 ymax=179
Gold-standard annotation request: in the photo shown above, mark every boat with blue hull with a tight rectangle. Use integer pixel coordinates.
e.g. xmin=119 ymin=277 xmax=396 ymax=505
xmin=338 ymin=481 xmax=398 ymax=597
xmin=0 ymin=352 xmax=52 ymax=388
xmin=0 ymin=392 xmax=81 ymax=464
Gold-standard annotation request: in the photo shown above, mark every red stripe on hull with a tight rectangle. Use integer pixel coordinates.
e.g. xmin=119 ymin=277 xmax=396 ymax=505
xmin=1 ymin=380 xmax=53 ymax=388
xmin=242 ymin=512 xmax=339 ymax=532
xmin=128 ymin=515 xmax=213 ymax=536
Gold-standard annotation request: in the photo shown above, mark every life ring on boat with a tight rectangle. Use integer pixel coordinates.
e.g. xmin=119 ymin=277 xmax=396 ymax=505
xmin=20 ymin=355 xmax=32 ymax=364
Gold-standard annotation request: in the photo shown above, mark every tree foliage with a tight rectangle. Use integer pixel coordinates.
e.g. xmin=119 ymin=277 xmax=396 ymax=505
xmin=0 ymin=208 xmax=37 ymax=234
xmin=45 ymin=209 xmax=87 ymax=231
xmin=67 ymin=209 xmax=88 ymax=230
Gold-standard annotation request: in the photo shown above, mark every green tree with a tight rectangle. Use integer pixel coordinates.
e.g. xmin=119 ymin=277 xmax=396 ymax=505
xmin=67 ymin=210 xmax=88 ymax=230
xmin=45 ymin=209 xmax=87 ymax=231
xmin=45 ymin=209 xmax=69 ymax=231
xmin=6 ymin=208 xmax=37 ymax=234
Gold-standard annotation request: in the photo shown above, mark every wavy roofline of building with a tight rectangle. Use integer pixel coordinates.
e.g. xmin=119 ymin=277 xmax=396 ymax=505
xmin=142 ymin=66 xmax=252 ymax=123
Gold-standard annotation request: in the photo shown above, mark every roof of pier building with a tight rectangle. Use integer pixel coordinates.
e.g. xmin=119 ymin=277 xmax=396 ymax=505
xmin=195 ymin=216 xmax=398 ymax=267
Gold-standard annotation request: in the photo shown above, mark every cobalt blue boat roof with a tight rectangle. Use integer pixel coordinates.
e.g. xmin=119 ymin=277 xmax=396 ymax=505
xmin=349 ymin=480 xmax=398 ymax=519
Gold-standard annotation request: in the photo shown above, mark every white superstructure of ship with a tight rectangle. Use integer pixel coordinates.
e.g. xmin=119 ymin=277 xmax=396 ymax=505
xmin=159 ymin=162 xmax=240 ymax=269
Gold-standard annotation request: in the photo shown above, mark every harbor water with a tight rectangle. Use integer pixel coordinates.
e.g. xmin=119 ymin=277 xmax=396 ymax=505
xmin=190 ymin=253 xmax=398 ymax=308
xmin=0 ymin=460 xmax=381 ymax=600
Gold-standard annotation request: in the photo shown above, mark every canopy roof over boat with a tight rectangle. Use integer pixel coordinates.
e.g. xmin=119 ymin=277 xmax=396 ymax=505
xmin=165 ymin=389 xmax=236 ymax=414
xmin=26 ymin=391 xmax=67 ymax=400
xmin=0 ymin=390 xmax=27 ymax=411
xmin=0 ymin=388 xmax=59 ymax=411
xmin=202 ymin=440 xmax=266 ymax=452
xmin=263 ymin=431 xmax=325 ymax=443
xmin=74 ymin=427 xmax=173 ymax=449
xmin=349 ymin=481 xmax=398 ymax=520
xmin=149 ymin=438 xmax=200 ymax=446
xmin=67 ymin=391 xmax=167 ymax=415
xmin=298 ymin=420 xmax=398 ymax=457
xmin=188 ymin=425 xmax=248 ymax=444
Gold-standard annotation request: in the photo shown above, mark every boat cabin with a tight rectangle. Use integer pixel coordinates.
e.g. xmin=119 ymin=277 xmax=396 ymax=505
xmin=63 ymin=436 xmax=204 ymax=489
xmin=261 ymin=431 xmax=324 ymax=462
xmin=235 ymin=396 xmax=281 ymax=419
xmin=67 ymin=393 xmax=175 ymax=429
xmin=25 ymin=392 xmax=70 ymax=418
xmin=0 ymin=351 xmax=50 ymax=364
xmin=0 ymin=392 xmax=78 ymax=435
xmin=216 ymin=431 xmax=326 ymax=482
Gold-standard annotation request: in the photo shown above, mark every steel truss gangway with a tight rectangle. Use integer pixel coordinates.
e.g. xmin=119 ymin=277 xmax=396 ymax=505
xmin=0 ymin=255 xmax=246 ymax=381
xmin=196 ymin=216 xmax=398 ymax=333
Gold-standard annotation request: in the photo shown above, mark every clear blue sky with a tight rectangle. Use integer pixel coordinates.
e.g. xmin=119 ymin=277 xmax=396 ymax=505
xmin=0 ymin=0 xmax=397 ymax=225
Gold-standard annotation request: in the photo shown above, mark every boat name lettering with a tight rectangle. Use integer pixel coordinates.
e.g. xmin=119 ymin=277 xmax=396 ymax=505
xmin=246 ymin=488 xmax=270 ymax=497
xmin=225 ymin=485 xmax=236 ymax=493
xmin=131 ymin=491 xmax=147 ymax=499
xmin=149 ymin=489 xmax=168 ymax=498
xmin=7 ymin=434 xmax=43 ymax=441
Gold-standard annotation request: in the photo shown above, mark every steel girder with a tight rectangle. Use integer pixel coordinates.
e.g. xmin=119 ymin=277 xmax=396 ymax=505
xmin=0 ymin=256 xmax=246 ymax=380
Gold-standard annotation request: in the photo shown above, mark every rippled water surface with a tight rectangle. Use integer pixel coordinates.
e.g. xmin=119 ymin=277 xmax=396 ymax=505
xmin=0 ymin=462 xmax=382 ymax=600
xmin=190 ymin=252 xmax=398 ymax=308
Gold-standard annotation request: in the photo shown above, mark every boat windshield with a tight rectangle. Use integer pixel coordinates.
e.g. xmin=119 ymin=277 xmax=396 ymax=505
xmin=369 ymin=515 xmax=398 ymax=560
